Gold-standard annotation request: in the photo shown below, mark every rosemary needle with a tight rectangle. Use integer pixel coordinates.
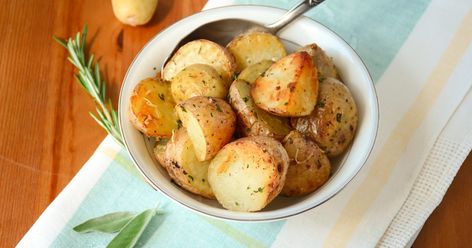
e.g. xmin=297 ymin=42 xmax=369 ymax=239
xmin=54 ymin=25 xmax=123 ymax=146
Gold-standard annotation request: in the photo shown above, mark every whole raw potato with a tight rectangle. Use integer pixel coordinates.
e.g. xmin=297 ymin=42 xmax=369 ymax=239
xmin=112 ymin=0 xmax=158 ymax=26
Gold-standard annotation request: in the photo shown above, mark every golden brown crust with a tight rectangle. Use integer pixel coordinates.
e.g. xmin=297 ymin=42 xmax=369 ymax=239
xmin=291 ymin=78 xmax=358 ymax=157
xmin=129 ymin=77 xmax=179 ymax=137
xmin=251 ymin=52 xmax=319 ymax=117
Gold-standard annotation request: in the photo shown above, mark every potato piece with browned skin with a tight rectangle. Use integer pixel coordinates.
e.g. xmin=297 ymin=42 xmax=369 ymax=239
xmin=229 ymin=79 xmax=291 ymax=140
xmin=176 ymin=96 xmax=236 ymax=161
xmin=153 ymin=138 xmax=169 ymax=167
xmin=298 ymin=43 xmax=340 ymax=80
xmin=237 ymin=60 xmax=274 ymax=84
xmin=170 ymin=64 xmax=228 ymax=103
xmin=252 ymin=52 xmax=318 ymax=117
xmin=291 ymin=78 xmax=358 ymax=157
xmin=162 ymin=39 xmax=236 ymax=84
xmin=163 ymin=129 xmax=214 ymax=199
xmin=208 ymin=136 xmax=289 ymax=211
xmin=281 ymin=131 xmax=331 ymax=196
xmin=227 ymin=31 xmax=286 ymax=72
xmin=129 ymin=77 xmax=178 ymax=138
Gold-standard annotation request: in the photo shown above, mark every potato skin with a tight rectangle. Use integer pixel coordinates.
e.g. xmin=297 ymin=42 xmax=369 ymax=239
xmin=162 ymin=39 xmax=236 ymax=84
xmin=252 ymin=52 xmax=319 ymax=117
xmin=208 ymin=136 xmax=289 ymax=211
xmin=281 ymin=131 xmax=331 ymax=196
xmin=298 ymin=43 xmax=340 ymax=80
xmin=229 ymin=79 xmax=291 ymax=140
xmin=237 ymin=60 xmax=273 ymax=84
xmin=291 ymin=78 xmax=358 ymax=157
xmin=153 ymin=138 xmax=169 ymax=167
xmin=111 ymin=0 xmax=158 ymax=26
xmin=176 ymin=96 xmax=236 ymax=161
xmin=227 ymin=31 xmax=286 ymax=72
xmin=129 ymin=77 xmax=178 ymax=137
xmin=171 ymin=64 xmax=228 ymax=103
xmin=163 ymin=129 xmax=214 ymax=199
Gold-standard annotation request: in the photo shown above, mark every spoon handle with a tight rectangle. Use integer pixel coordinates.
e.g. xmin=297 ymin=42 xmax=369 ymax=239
xmin=265 ymin=0 xmax=324 ymax=33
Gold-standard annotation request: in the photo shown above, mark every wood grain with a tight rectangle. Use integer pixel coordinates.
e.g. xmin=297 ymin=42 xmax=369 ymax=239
xmin=0 ymin=0 xmax=469 ymax=247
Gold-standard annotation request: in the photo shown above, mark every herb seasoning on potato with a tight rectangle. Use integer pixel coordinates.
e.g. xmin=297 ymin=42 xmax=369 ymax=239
xmin=129 ymin=37 xmax=359 ymax=211
xmin=291 ymin=77 xmax=358 ymax=157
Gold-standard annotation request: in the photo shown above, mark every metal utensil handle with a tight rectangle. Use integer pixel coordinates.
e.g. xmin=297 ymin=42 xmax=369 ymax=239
xmin=265 ymin=0 xmax=324 ymax=33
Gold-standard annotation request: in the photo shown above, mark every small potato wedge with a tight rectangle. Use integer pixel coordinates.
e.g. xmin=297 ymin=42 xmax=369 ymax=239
xmin=171 ymin=64 xmax=228 ymax=103
xmin=252 ymin=52 xmax=318 ymax=117
xmin=227 ymin=31 xmax=286 ymax=72
xmin=298 ymin=43 xmax=340 ymax=80
xmin=281 ymin=131 xmax=331 ymax=196
xmin=129 ymin=77 xmax=179 ymax=137
xmin=237 ymin=60 xmax=273 ymax=84
xmin=153 ymin=138 xmax=169 ymax=167
xmin=229 ymin=79 xmax=291 ymax=140
xmin=162 ymin=39 xmax=236 ymax=83
xmin=291 ymin=78 xmax=358 ymax=157
xmin=164 ymin=129 xmax=214 ymax=199
xmin=176 ymin=96 xmax=236 ymax=161
xmin=208 ymin=136 xmax=289 ymax=211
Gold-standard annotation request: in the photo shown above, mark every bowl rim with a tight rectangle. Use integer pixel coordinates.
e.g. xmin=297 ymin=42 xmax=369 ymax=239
xmin=118 ymin=4 xmax=379 ymax=222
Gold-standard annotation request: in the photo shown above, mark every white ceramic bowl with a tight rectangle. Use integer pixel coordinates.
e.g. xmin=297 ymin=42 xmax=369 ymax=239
xmin=119 ymin=5 xmax=378 ymax=221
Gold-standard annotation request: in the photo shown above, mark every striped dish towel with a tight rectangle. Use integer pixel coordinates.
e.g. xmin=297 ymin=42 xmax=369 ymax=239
xmin=19 ymin=0 xmax=472 ymax=247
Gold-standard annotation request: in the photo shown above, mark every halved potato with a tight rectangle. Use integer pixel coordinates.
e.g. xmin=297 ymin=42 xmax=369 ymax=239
xmin=129 ymin=77 xmax=179 ymax=137
xmin=298 ymin=43 xmax=340 ymax=80
xmin=237 ymin=60 xmax=273 ymax=84
xmin=154 ymin=138 xmax=169 ymax=167
xmin=162 ymin=39 xmax=236 ymax=83
xmin=291 ymin=77 xmax=358 ymax=157
xmin=163 ymin=129 xmax=214 ymax=199
xmin=171 ymin=64 xmax=228 ymax=103
xmin=229 ymin=79 xmax=291 ymax=140
xmin=208 ymin=136 xmax=289 ymax=211
xmin=227 ymin=31 xmax=286 ymax=72
xmin=281 ymin=131 xmax=331 ymax=196
xmin=252 ymin=52 xmax=319 ymax=117
xmin=175 ymin=96 xmax=236 ymax=161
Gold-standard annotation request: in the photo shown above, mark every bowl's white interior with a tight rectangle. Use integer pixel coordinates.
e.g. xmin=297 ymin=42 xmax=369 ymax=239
xmin=119 ymin=6 xmax=378 ymax=221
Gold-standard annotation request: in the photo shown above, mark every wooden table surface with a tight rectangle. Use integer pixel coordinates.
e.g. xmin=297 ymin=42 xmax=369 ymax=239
xmin=0 ymin=0 xmax=470 ymax=247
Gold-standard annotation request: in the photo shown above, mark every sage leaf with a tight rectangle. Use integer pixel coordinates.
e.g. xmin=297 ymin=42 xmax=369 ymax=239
xmin=73 ymin=212 xmax=135 ymax=234
xmin=107 ymin=208 xmax=157 ymax=248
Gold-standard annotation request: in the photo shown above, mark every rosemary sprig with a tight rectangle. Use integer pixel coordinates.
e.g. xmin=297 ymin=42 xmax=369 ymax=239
xmin=54 ymin=25 xmax=123 ymax=146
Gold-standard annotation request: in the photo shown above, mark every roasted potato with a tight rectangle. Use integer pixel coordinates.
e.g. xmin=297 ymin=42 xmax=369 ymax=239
xmin=162 ymin=39 xmax=236 ymax=84
xmin=252 ymin=52 xmax=319 ymax=117
xmin=163 ymin=129 xmax=214 ymax=199
xmin=298 ymin=43 xmax=340 ymax=80
xmin=227 ymin=31 xmax=286 ymax=72
xmin=237 ymin=60 xmax=273 ymax=84
xmin=170 ymin=64 xmax=228 ymax=103
xmin=129 ymin=77 xmax=179 ymax=137
xmin=229 ymin=79 xmax=291 ymax=140
xmin=153 ymin=138 xmax=169 ymax=167
xmin=291 ymin=78 xmax=358 ymax=157
xmin=208 ymin=136 xmax=289 ymax=211
xmin=176 ymin=96 xmax=236 ymax=161
xmin=281 ymin=131 xmax=331 ymax=196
